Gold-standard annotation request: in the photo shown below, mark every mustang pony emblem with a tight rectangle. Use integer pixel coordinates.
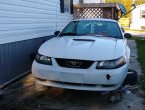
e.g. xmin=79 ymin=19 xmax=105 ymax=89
xmin=66 ymin=61 xmax=82 ymax=68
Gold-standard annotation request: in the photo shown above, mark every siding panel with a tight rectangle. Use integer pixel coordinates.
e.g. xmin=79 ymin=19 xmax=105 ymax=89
xmin=0 ymin=0 xmax=79 ymax=44
xmin=0 ymin=0 xmax=79 ymax=85
xmin=0 ymin=36 xmax=53 ymax=85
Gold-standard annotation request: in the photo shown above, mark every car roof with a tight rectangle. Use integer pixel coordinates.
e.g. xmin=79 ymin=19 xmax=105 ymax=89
xmin=73 ymin=18 xmax=117 ymax=23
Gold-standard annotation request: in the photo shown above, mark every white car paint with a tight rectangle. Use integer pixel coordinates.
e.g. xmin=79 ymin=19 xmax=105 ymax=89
xmin=32 ymin=19 xmax=131 ymax=91
xmin=39 ymin=36 xmax=123 ymax=61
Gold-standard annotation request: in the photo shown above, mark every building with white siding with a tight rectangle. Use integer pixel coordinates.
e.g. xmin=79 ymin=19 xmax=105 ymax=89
xmin=0 ymin=0 xmax=79 ymax=44
xmin=130 ymin=4 xmax=145 ymax=30
xmin=0 ymin=0 xmax=80 ymax=87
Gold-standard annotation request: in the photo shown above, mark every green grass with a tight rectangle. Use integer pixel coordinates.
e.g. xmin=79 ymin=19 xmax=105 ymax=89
xmin=130 ymin=37 xmax=145 ymax=90
xmin=125 ymin=28 xmax=145 ymax=32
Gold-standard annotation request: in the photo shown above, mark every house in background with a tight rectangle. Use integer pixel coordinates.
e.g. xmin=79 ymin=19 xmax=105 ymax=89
xmin=130 ymin=4 xmax=145 ymax=30
xmin=0 ymin=0 xmax=80 ymax=87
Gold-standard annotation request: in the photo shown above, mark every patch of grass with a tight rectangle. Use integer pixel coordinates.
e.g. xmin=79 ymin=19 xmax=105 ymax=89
xmin=125 ymin=29 xmax=145 ymax=32
xmin=130 ymin=37 xmax=145 ymax=90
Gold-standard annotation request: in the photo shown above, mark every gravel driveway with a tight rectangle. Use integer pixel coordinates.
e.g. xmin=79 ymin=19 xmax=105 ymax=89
xmin=0 ymin=40 xmax=144 ymax=110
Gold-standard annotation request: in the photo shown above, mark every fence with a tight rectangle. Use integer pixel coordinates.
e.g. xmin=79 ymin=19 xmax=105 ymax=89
xmin=73 ymin=3 xmax=119 ymax=20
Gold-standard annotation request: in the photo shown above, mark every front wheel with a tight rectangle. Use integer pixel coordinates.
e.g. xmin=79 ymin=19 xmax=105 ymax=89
xmin=123 ymin=69 xmax=138 ymax=86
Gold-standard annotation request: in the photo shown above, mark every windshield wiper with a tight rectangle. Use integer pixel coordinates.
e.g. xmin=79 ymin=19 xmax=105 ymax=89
xmin=95 ymin=34 xmax=104 ymax=37
xmin=60 ymin=32 xmax=77 ymax=36
xmin=78 ymin=33 xmax=104 ymax=37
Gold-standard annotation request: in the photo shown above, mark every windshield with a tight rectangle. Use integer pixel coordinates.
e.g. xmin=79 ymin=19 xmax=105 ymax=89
xmin=60 ymin=20 xmax=123 ymax=39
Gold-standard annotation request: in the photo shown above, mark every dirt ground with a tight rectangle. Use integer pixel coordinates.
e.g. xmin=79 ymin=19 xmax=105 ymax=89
xmin=0 ymin=40 xmax=145 ymax=110
xmin=0 ymin=75 xmax=145 ymax=110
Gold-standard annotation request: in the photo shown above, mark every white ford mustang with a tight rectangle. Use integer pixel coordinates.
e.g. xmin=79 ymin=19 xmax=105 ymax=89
xmin=32 ymin=19 xmax=132 ymax=91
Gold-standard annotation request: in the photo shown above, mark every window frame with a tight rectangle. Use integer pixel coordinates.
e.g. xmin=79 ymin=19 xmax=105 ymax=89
xmin=60 ymin=0 xmax=73 ymax=14
xmin=141 ymin=10 xmax=145 ymax=19
xmin=64 ymin=0 xmax=70 ymax=13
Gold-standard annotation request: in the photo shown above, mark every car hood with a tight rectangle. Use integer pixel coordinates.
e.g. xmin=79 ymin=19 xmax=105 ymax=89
xmin=39 ymin=36 xmax=125 ymax=61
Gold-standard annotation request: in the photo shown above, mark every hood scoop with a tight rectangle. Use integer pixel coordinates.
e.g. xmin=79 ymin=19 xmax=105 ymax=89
xmin=73 ymin=39 xmax=95 ymax=42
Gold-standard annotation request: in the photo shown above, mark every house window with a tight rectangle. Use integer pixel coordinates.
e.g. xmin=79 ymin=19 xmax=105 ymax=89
xmin=60 ymin=0 xmax=73 ymax=14
xmin=64 ymin=0 xmax=70 ymax=13
xmin=141 ymin=10 xmax=145 ymax=19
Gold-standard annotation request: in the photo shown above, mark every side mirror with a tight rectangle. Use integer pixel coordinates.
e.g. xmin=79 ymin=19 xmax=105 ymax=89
xmin=54 ymin=31 xmax=60 ymax=36
xmin=124 ymin=33 xmax=132 ymax=39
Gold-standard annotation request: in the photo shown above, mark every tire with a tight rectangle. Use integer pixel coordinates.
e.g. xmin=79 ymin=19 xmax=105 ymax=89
xmin=123 ymin=69 xmax=138 ymax=86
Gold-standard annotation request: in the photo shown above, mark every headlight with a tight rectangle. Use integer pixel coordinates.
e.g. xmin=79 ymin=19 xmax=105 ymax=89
xmin=96 ymin=57 xmax=126 ymax=69
xmin=35 ymin=53 xmax=52 ymax=65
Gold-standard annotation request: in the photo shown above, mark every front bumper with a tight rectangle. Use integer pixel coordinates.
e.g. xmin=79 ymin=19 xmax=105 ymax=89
xmin=32 ymin=60 xmax=128 ymax=91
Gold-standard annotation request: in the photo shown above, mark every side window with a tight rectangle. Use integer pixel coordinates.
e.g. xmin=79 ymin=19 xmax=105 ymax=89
xmin=60 ymin=0 xmax=73 ymax=14
xmin=141 ymin=10 xmax=145 ymax=19
xmin=64 ymin=0 xmax=70 ymax=13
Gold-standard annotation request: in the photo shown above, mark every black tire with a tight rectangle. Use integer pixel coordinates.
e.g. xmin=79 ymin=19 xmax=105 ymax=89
xmin=123 ymin=69 xmax=138 ymax=86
